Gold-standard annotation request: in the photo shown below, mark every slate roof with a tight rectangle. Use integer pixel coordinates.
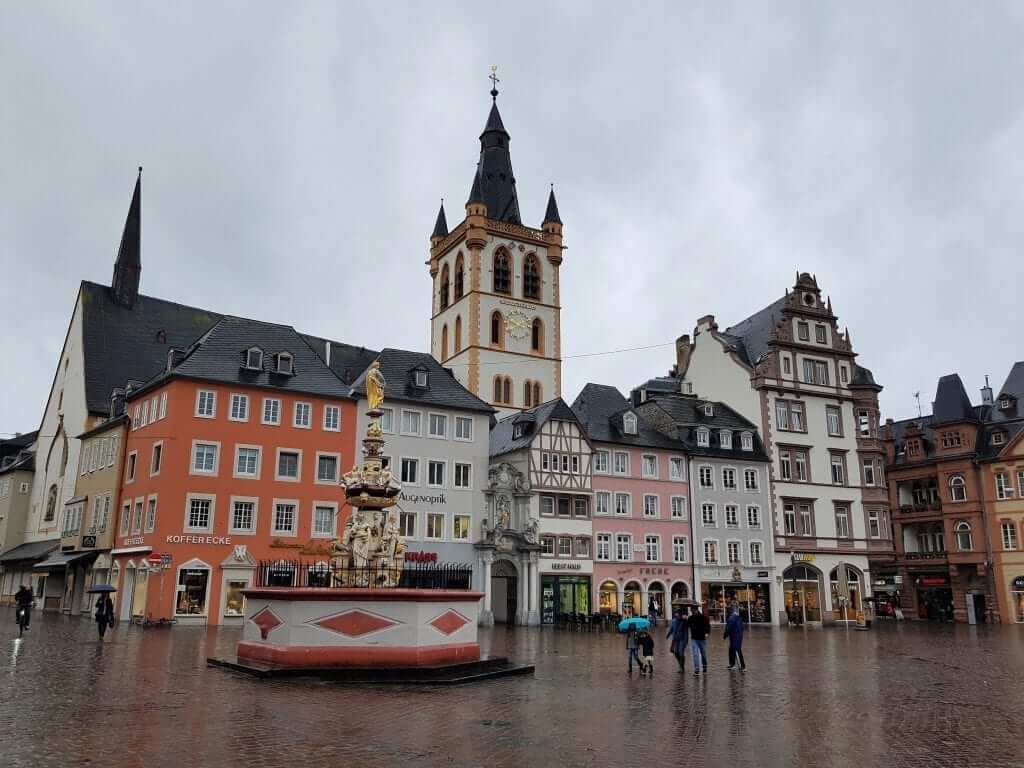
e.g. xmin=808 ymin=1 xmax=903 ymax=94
xmin=0 ymin=451 xmax=34 ymax=476
xmin=348 ymin=349 xmax=494 ymax=415
xmin=571 ymin=384 xmax=677 ymax=450
xmin=721 ymin=295 xmax=787 ymax=367
xmin=0 ymin=431 xmax=37 ymax=464
xmin=127 ymin=316 xmax=362 ymax=401
xmin=932 ymin=374 xmax=976 ymax=424
xmin=989 ymin=361 xmax=1024 ymax=423
xmin=80 ymin=281 xmax=222 ymax=413
xmin=490 ymin=398 xmax=585 ymax=458
xmin=466 ymin=100 xmax=522 ymax=224
xmin=299 ymin=334 xmax=379 ymax=386
xmin=543 ymin=188 xmax=562 ymax=224
xmin=0 ymin=539 xmax=59 ymax=564
xmin=639 ymin=393 xmax=770 ymax=462
xmin=432 ymin=202 xmax=449 ymax=239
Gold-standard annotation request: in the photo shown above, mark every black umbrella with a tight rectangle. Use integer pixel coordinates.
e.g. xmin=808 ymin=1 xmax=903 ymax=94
xmin=87 ymin=584 xmax=116 ymax=593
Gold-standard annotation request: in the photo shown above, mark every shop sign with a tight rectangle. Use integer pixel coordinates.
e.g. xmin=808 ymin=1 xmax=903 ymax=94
xmin=757 ymin=570 xmax=769 ymax=578
xmin=406 ymin=551 xmax=438 ymax=563
xmin=124 ymin=536 xmax=146 ymax=546
xmin=399 ymin=492 xmax=446 ymax=506
xmin=551 ymin=561 xmax=582 ymax=570
xmin=82 ymin=536 xmax=97 ymax=548
xmin=918 ymin=576 xmax=949 ymax=586
xmin=165 ymin=535 xmax=232 ymax=545
xmin=638 ymin=567 xmax=669 ymax=576
xmin=791 ymin=553 xmax=815 ymax=562
xmin=1012 ymin=576 xmax=1024 ymax=589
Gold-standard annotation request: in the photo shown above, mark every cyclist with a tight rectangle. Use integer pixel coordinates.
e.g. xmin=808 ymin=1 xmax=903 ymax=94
xmin=14 ymin=584 xmax=34 ymax=632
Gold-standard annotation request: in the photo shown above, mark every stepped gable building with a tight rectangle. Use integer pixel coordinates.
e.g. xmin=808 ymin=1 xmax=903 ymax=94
xmin=628 ymin=381 xmax=776 ymax=624
xmin=110 ymin=316 xmax=374 ymax=626
xmin=882 ymin=362 xmax=1024 ymax=624
xmin=348 ymin=349 xmax=494 ymax=596
xmin=15 ymin=169 xmax=374 ymax=609
xmin=675 ymin=272 xmax=892 ymax=625
xmin=483 ymin=398 xmax=593 ymax=626
xmin=428 ymin=83 xmax=564 ymax=417
xmin=571 ymin=383 xmax=694 ymax=622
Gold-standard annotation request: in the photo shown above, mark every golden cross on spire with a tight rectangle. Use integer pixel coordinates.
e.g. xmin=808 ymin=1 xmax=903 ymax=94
xmin=489 ymin=65 xmax=500 ymax=101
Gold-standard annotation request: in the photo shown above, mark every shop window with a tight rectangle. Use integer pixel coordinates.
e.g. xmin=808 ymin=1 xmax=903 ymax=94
xmin=224 ymin=581 xmax=247 ymax=617
xmin=176 ymin=565 xmax=210 ymax=616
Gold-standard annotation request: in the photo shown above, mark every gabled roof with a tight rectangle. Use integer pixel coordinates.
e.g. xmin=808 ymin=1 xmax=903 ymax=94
xmin=80 ymin=281 xmax=223 ymax=413
xmin=129 ymin=316 xmax=357 ymax=401
xmin=299 ymin=334 xmax=378 ymax=386
xmin=348 ymin=349 xmax=494 ymax=415
xmin=490 ymin=398 xmax=586 ymax=458
xmin=571 ymin=383 xmax=677 ymax=450
xmin=639 ymin=392 xmax=769 ymax=461
xmin=721 ymin=295 xmax=787 ymax=367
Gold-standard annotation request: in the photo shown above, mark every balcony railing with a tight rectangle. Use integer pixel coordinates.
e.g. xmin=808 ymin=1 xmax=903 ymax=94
xmin=902 ymin=551 xmax=948 ymax=561
xmin=897 ymin=501 xmax=943 ymax=515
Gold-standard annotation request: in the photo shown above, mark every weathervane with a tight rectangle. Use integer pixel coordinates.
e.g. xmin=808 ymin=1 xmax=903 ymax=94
xmin=489 ymin=65 xmax=500 ymax=101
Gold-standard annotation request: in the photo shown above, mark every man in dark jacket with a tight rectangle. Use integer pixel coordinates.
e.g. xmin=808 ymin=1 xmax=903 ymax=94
xmin=14 ymin=585 xmax=34 ymax=630
xmin=637 ymin=630 xmax=655 ymax=675
xmin=724 ymin=604 xmax=746 ymax=670
xmin=686 ymin=605 xmax=709 ymax=675
xmin=95 ymin=594 xmax=115 ymax=639
xmin=666 ymin=609 xmax=689 ymax=671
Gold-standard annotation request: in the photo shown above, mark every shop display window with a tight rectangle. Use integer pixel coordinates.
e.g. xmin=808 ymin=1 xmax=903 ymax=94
xmin=175 ymin=568 xmax=210 ymax=616
xmin=224 ymin=581 xmax=247 ymax=616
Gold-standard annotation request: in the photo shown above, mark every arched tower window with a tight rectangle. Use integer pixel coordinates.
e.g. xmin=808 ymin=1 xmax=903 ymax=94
xmin=493 ymin=250 xmax=511 ymax=294
xmin=439 ymin=264 xmax=450 ymax=310
xmin=531 ymin=318 xmax=544 ymax=353
xmin=494 ymin=376 xmax=502 ymax=403
xmin=490 ymin=311 xmax=504 ymax=347
xmin=533 ymin=381 xmax=541 ymax=406
xmin=503 ymin=376 xmax=511 ymax=405
xmin=955 ymin=521 xmax=973 ymax=551
xmin=493 ymin=375 xmax=513 ymax=405
xmin=950 ymin=475 xmax=967 ymax=502
xmin=45 ymin=484 xmax=58 ymax=522
xmin=523 ymin=254 xmax=540 ymax=300
xmin=441 ymin=324 xmax=448 ymax=360
xmin=454 ymin=254 xmax=465 ymax=300
xmin=454 ymin=316 xmax=462 ymax=353
xmin=524 ymin=380 xmax=534 ymax=408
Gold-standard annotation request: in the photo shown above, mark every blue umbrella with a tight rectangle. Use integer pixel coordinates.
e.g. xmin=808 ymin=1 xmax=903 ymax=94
xmin=618 ymin=617 xmax=650 ymax=633
xmin=87 ymin=584 xmax=117 ymax=593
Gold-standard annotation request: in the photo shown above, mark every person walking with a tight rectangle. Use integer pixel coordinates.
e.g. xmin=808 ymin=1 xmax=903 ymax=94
xmin=686 ymin=604 xmax=709 ymax=675
xmin=637 ymin=629 xmax=655 ymax=675
xmin=625 ymin=625 xmax=641 ymax=674
xmin=94 ymin=593 xmax=115 ymax=640
xmin=666 ymin=608 xmax=689 ymax=672
xmin=14 ymin=584 xmax=34 ymax=632
xmin=724 ymin=604 xmax=746 ymax=671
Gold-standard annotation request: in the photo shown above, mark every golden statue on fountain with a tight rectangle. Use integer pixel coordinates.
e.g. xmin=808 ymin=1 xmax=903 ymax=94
xmin=333 ymin=361 xmax=406 ymax=587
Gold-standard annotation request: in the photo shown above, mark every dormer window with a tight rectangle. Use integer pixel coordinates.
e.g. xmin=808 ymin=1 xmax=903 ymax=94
xmin=697 ymin=427 xmax=710 ymax=447
xmin=513 ymin=424 xmax=525 ymax=439
xmin=1000 ymin=398 xmax=1012 ymax=410
xmin=244 ymin=348 xmax=263 ymax=370
xmin=414 ymin=370 xmax=428 ymax=388
xmin=623 ymin=412 xmax=638 ymax=435
xmin=720 ymin=430 xmax=732 ymax=449
xmin=741 ymin=432 xmax=753 ymax=451
xmin=992 ymin=432 xmax=1006 ymax=446
xmin=275 ymin=353 xmax=293 ymax=375
xmin=704 ymin=404 xmax=714 ymax=417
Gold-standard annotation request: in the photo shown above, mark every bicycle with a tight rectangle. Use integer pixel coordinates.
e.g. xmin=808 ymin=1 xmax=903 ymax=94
xmin=16 ymin=606 xmax=30 ymax=637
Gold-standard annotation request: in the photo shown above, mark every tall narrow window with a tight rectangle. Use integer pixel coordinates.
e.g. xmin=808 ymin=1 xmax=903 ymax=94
xmin=441 ymin=324 xmax=448 ymax=360
xmin=531 ymin=318 xmax=543 ymax=353
xmin=490 ymin=311 xmax=503 ymax=346
xmin=454 ymin=316 xmax=462 ymax=352
xmin=523 ymin=254 xmax=540 ymax=299
xmin=454 ymin=254 xmax=464 ymax=299
xmin=493 ymin=250 xmax=511 ymax=294
xmin=524 ymin=380 xmax=533 ymax=408
xmin=494 ymin=377 xmax=502 ymax=403
xmin=533 ymin=381 xmax=541 ymax=406
xmin=503 ymin=376 xmax=511 ymax=405
xmin=439 ymin=263 xmax=450 ymax=309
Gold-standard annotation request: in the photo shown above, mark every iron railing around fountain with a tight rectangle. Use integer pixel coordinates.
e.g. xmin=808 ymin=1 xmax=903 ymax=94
xmin=253 ymin=560 xmax=474 ymax=590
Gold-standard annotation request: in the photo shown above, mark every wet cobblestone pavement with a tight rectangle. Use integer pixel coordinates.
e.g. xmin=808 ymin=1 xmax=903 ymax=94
xmin=1 ymin=613 xmax=1023 ymax=768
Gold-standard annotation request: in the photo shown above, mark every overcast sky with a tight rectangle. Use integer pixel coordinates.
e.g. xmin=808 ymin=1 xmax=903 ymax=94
xmin=2 ymin=2 xmax=1022 ymax=436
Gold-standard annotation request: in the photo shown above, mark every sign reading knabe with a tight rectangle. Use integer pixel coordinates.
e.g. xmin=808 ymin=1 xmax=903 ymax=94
xmin=551 ymin=561 xmax=582 ymax=570
xmin=166 ymin=535 xmax=232 ymax=545
xmin=399 ymin=492 xmax=446 ymax=506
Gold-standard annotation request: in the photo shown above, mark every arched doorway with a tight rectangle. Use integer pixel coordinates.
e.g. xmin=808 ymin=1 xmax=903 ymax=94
xmin=623 ymin=581 xmax=642 ymax=617
xmin=783 ymin=564 xmax=823 ymax=624
xmin=599 ymin=580 xmax=619 ymax=614
xmin=120 ymin=562 xmax=137 ymax=622
xmin=491 ymin=559 xmax=518 ymax=625
xmin=647 ymin=581 xmax=666 ymax=622
xmin=829 ymin=564 xmax=864 ymax=622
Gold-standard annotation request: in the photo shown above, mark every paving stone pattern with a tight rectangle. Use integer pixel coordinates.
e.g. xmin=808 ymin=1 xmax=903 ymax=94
xmin=1 ymin=613 xmax=1022 ymax=768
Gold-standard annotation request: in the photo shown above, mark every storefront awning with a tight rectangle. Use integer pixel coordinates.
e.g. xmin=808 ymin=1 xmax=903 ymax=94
xmin=34 ymin=551 xmax=95 ymax=570
xmin=0 ymin=539 xmax=60 ymax=564
xmin=110 ymin=545 xmax=152 ymax=556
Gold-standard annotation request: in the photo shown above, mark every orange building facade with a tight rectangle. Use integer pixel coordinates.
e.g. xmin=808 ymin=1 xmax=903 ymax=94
xmin=110 ymin=344 xmax=364 ymax=626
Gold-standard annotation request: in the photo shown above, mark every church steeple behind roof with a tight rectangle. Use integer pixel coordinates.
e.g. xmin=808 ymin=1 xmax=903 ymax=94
xmin=111 ymin=167 xmax=142 ymax=309
xmin=466 ymin=73 xmax=521 ymax=225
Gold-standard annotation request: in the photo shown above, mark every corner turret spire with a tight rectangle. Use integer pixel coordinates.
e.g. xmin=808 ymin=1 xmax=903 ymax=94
xmin=543 ymin=185 xmax=562 ymax=225
xmin=431 ymin=200 xmax=449 ymax=240
xmin=111 ymin=167 xmax=142 ymax=309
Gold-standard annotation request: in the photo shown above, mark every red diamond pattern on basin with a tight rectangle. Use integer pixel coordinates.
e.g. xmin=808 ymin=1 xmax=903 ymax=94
xmin=429 ymin=610 xmax=469 ymax=636
xmin=249 ymin=607 xmax=283 ymax=640
xmin=314 ymin=609 xmax=398 ymax=638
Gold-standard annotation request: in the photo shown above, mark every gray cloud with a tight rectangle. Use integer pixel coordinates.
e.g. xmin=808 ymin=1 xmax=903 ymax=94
xmin=2 ymin=2 xmax=1022 ymax=436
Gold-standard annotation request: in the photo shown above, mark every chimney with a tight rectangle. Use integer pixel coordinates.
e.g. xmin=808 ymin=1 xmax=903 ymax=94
xmin=674 ymin=334 xmax=693 ymax=377
xmin=110 ymin=388 xmax=126 ymax=419
xmin=981 ymin=375 xmax=994 ymax=406
xmin=695 ymin=315 xmax=717 ymax=333
xmin=166 ymin=348 xmax=186 ymax=372
xmin=324 ymin=340 xmax=332 ymax=367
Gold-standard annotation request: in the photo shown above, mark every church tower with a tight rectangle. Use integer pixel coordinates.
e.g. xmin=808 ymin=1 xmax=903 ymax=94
xmin=428 ymin=78 xmax=564 ymax=417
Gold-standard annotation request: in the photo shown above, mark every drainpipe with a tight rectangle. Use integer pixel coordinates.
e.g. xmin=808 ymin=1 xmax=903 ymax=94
xmin=687 ymin=455 xmax=699 ymax=603
xmin=974 ymin=457 xmax=997 ymax=623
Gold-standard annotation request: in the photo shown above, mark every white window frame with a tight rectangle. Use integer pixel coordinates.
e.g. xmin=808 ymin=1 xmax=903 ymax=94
xmin=740 ymin=432 xmax=753 ymax=451
xmin=400 ymin=409 xmax=423 ymax=436
xmin=131 ymin=497 xmax=145 ymax=535
xmin=453 ymin=462 xmax=472 ymax=490
xmin=613 ymin=451 xmax=629 ymax=476
xmin=271 ymin=498 xmax=300 ymax=537
xmin=274 ymin=447 xmax=302 ymax=483
xmin=720 ymin=430 xmax=732 ymax=450
xmin=623 ymin=412 xmax=638 ymax=434
xmin=862 ymin=459 xmax=876 ymax=487
xmin=1001 ymin=521 xmax=1018 ymax=551
xmin=380 ymin=407 xmax=395 ymax=434
xmin=425 ymin=511 xmax=445 ymax=541
xmin=323 ymin=405 xmax=341 ymax=432
xmin=643 ymin=494 xmax=659 ymax=519
xmin=399 ymin=510 xmax=416 ymax=539
xmin=150 ymin=440 xmax=164 ymax=477
xmin=701 ymin=502 xmax=716 ymax=527
xmin=725 ymin=504 xmax=740 ymax=529
xmin=293 ymin=402 xmax=312 ymax=429
xmin=614 ymin=492 xmax=631 ymax=517
xmin=262 ymin=397 xmax=281 ymax=426
xmin=314 ymin=451 xmax=341 ymax=485
xmin=158 ymin=391 xmax=168 ymax=420
xmin=452 ymin=514 xmax=471 ymax=541
xmin=427 ymin=412 xmax=448 ymax=439
xmin=722 ymin=467 xmax=737 ymax=490
xmin=669 ymin=456 xmax=685 ymax=481
xmin=453 ymin=416 xmax=473 ymax=442
xmin=190 ymin=440 xmax=221 ymax=477
xmin=749 ymin=540 xmax=765 ymax=565
xmin=615 ymin=533 xmax=633 ymax=562
xmin=595 ymin=491 xmax=611 ymax=516
xmin=697 ymin=428 xmax=710 ymax=447
xmin=311 ymin=501 xmax=338 ymax=539
xmin=119 ymin=502 xmax=131 ymax=536
xmin=671 ymin=535 xmax=688 ymax=563
xmin=400 ymin=457 xmax=420 ymax=486
xmin=233 ymin=444 xmax=262 ymax=480
xmin=228 ymin=496 xmax=259 ymax=535
xmin=645 ymin=534 xmax=661 ymax=563
xmin=641 ymin=454 xmax=658 ymax=479
xmin=746 ymin=505 xmax=762 ymax=529
xmin=698 ymin=465 xmax=714 ymax=489
xmin=125 ymin=450 xmax=138 ymax=483
xmin=184 ymin=493 xmax=215 ymax=533
xmin=703 ymin=538 xmax=720 ymax=565
xmin=596 ymin=532 xmax=612 ymax=561
xmin=726 ymin=539 xmax=743 ymax=565
xmin=670 ymin=495 xmax=688 ymax=520
xmin=427 ymin=459 xmax=446 ymax=489
xmin=195 ymin=389 xmax=216 ymax=419
xmin=594 ymin=450 xmax=610 ymax=474
xmin=229 ymin=393 xmax=250 ymax=422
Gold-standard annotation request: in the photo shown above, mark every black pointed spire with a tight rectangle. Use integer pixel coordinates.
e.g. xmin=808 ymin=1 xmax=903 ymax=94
xmin=543 ymin=185 xmax=562 ymax=225
xmin=465 ymin=79 xmax=521 ymax=224
xmin=432 ymin=200 xmax=449 ymax=239
xmin=111 ymin=167 xmax=142 ymax=308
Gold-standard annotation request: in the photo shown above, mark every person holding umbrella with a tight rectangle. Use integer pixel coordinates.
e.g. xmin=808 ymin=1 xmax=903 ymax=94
xmin=666 ymin=608 xmax=689 ymax=672
xmin=88 ymin=585 xmax=116 ymax=640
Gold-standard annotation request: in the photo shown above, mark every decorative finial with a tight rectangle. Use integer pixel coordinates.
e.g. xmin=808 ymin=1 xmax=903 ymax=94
xmin=138 ymin=165 xmax=143 ymax=176
xmin=489 ymin=65 xmax=500 ymax=102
